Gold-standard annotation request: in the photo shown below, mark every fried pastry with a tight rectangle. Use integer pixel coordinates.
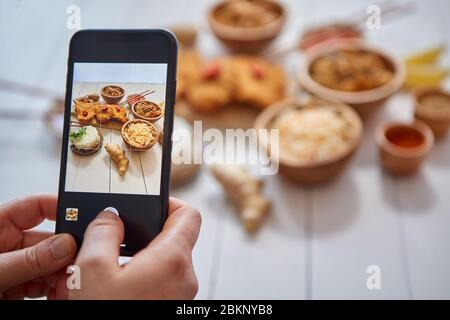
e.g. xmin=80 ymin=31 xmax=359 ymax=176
xmin=186 ymin=58 xmax=234 ymax=113
xmin=110 ymin=105 xmax=128 ymax=123
xmin=177 ymin=49 xmax=203 ymax=100
xmin=95 ymin=104 xmax=113 ymax=124
xmin=232 ymin=55 xmax=285 ymax=109
xmin=74 ymin=102 xmax=98 ymax=124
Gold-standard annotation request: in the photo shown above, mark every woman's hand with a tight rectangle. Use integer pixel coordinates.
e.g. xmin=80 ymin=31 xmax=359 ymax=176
xmin=55 ymin=197 xmax=202 ymax=300
xmin=0 ymin=194 xmax=77 ymax=299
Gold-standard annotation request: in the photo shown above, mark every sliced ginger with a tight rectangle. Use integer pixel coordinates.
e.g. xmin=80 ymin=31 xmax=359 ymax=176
xmin=209 ymin=164 xmax=271 ymax=233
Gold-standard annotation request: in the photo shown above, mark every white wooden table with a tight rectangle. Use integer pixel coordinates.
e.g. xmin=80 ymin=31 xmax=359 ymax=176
xmin=0 ymin=0 xmax=449 ymax=299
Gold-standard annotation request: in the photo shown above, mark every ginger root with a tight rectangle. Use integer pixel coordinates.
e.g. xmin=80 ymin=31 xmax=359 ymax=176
xmin=105 ymin=143 xmax=129 ymax=176
xmin=209 ymin=164 xmax=270 ymax=233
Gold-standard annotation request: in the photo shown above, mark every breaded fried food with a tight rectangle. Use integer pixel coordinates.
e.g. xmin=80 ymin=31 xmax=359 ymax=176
xmin=177 ymin=49 xmax=203 ymax=100
xmin=95 ymin=104 xmax=113 ymax=124
xmin=232 ymin=55 xmax=285 ymax=109
xmin=110 ymin=104 xmax=128 ymax=123
xmin=186 ymin=58 xmax=234 ymax=113
xmin=74 ymin=102 xmax=98 ymax=124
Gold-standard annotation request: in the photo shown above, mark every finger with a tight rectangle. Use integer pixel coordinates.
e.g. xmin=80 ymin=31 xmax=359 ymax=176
xmin=76 ymin=208 xmax=124 ymax=269
xmin=152 ymin=198 xmax=202 ymax=251
xmin=21 ymin=231 xmax=53 ymax=248
xmin=47 ymin=288 xmax=57 ymax=300
xmin=127 ymin=198 xmax=201 ymax=271
xmin=0 ymin=233 xmax=76 ymax=292
xmin=0 ymin=194 xmax=57 ymax=230
xmin=23 ymin=280 xmax=51 ymax=299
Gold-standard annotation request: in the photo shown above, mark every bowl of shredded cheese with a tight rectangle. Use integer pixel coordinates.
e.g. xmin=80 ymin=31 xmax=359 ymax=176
xmin=121 ymin=119 xmax=159 ymax=150
xmin=254 ymin=97 xmax=363 ymax=184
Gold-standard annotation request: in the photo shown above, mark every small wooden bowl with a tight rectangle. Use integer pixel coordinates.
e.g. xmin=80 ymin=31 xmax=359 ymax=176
xmin=101 ymin=85 xmax=125 ymax=104
xmin=298 ymin=39 xmax=405 ymax=117
xmin=254 ymin=97 xmax=363 ymax=184
xmin=208 ymin=0 xmax=286 ymax=53
xmin=121 ymin=119 xmax=158 ymax=151
xmin=131 ymin=100 xmax=164 ymax=123
xmin=70 ymin=128 xmax=103 ymax=156
xmin=375 ymin=120 xmax=434 ymax=175
xmin=414 ymin=87 xmax=450 ymax=139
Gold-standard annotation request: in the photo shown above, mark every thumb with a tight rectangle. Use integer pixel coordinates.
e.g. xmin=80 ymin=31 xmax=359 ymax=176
xmin=0 ymin=233 xmax=76 ymax=292
xmin=76 ymin=208 xmax=124 ymax=268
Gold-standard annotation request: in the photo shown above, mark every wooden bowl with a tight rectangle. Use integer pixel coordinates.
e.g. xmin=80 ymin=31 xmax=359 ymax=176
xmin=254 ymin=97 xmax=363 ymax=184
xmin=298 ymin=39 xmax=405 ymax=117
xmin=375 ymin=120 xmax=434 ymax=175
xmin=70 ymin=127 xmax=103 ymax=156
xmin=208 ymin=0 xmax=286 ymax=53
xmin=101 ymin=85 xmax=125 ymax=104
xmin=414 ymin=87 xmax=450 ymax=139
xmin=131 ymin=100 xmax=164 ymax=123
xmin=121 ymin=119 xmax=158 ymax=151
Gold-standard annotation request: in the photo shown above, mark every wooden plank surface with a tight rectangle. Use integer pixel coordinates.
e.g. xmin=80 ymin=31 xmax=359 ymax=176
xmin=0 ymin=0 xmax=450 ymax=300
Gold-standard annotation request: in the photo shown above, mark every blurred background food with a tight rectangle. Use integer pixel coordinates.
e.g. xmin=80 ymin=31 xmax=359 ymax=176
xmin=1 ymin=0 xmax=450 ymax=299
xmin=208 ymin=0 xmax=286 ymax=52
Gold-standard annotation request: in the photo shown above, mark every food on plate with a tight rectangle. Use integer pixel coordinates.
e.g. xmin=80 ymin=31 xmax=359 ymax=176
xmin=110 ymin=104 xmax=128 ymax=123
xmin=310 ymin=50 xmax=394 ymax=91
xmin=186 ymin=58 xmax=234 ymax=113
xmin=132 ymin=100 xmax=163 ymax=121
xmin=232 ymin=55 xmax=285 ymax=109
xmin=69 ymin=126 xmax=103 ymax=155
xmin=210 ymin=164 xmax=270 ymax=233
xmin=122 ymin=119 xmax=158 ymax=149
xmin=272 ymin=103 xmax=359 ymax=165
xmin=105 ymin=143 xmax=129 ymax=176
xmin=94 ymin=104 xmax=113 ymax=123
xmin=101 ymin=85 xmax=125 ymax=104
xmin=213 ymin=0 xmax=281 ymax=28
xmin=177 ymin=49 xmax=203 ymax=100
xmin=74 ymin=102 xmax=128 ymax=124
xmin=74 ymin=102 xmax=99 ymax=124
xmin=179 ymin=52 xmax=286 ymax=112
xmin=75 ymin=93 xmax=100 ymax=104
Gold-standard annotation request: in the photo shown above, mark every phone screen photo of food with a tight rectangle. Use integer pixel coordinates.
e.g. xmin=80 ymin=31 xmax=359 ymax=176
xmin=56 ymin=30 xmax=177 ymax=256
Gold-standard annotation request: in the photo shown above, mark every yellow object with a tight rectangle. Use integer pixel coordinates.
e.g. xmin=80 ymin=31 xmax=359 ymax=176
xmin=105 ymin=143 xmax=129 ymax=176
xmin=210 ymin=164 xmax=270 ymax=233
xmin=405 ymin=64 xmax=449 ymax=89
xmin=405 ymin=46 xmax=446 ymax=65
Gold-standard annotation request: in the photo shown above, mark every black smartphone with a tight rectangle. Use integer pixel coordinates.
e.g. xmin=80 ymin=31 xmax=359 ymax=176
xmin=56 ymin=30 xmax=177 ymax=256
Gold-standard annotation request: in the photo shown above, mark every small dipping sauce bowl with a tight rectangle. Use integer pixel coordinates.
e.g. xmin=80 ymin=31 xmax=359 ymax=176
xmin=375 ymin=120 xmax=434 ymax=175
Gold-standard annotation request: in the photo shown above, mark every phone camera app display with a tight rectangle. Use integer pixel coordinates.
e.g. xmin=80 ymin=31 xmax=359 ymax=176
xmin=65 ymin=63 xmax=167 ymax=195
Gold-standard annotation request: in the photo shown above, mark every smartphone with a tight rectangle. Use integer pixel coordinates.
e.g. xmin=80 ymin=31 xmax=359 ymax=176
xmin=56 ymin=30 xmax=177 ymax=256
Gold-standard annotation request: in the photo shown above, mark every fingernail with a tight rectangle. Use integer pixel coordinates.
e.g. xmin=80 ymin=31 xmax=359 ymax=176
xmin=99 ymin=207 xmax=119 ymax=218
xmin=50 ymin=234 xmax=72 ymax=260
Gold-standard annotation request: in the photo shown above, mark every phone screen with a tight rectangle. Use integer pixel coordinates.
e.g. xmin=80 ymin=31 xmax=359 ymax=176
xmin=66 ymin=62 xmax=167 ymax=195
xmin=56 ymin=30 xmax=177 ymax=256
